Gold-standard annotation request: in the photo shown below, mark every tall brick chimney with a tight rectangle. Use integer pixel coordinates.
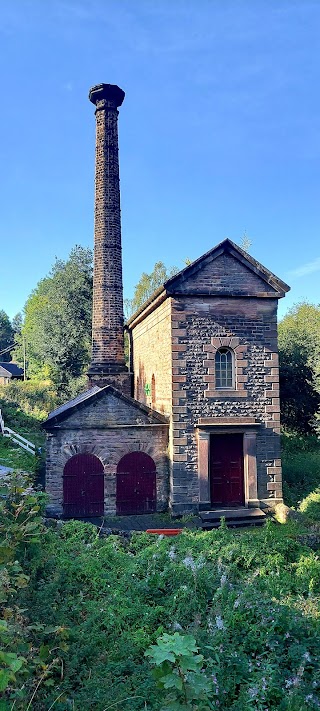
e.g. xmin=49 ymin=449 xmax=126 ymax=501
xmin=87 ymin=83 xmax=131 ymax=394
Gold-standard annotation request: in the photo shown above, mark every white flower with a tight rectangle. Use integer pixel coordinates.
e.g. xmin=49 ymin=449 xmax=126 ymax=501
xmin=168 ymin=548 xmax=176 ymax=560
xmin=248 ymin=686 xmax=258 ymax=699
xmin=215 ymin=615 xmax=225 ymax=630
xmin=172 ymin=622 xmax=183 ymax=631
xmin=220 ymin=574 xmax=227 ymax=586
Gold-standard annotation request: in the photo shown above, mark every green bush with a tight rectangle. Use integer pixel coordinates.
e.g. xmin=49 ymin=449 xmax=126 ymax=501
xmin=300 ymin=488 xmax=320 ymax=522
xmin=282 ymin=432 xmax=320 ymax=507
xmin=0 ymin=380 xmax=58 ymax=422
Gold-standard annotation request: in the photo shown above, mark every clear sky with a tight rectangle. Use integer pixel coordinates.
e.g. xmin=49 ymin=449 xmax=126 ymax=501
xmin=0 ymin=0 xmax=319 ymax=322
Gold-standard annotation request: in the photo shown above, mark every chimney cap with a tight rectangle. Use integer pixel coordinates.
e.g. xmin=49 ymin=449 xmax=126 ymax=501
xmin=89 ymin=83 xmax=125 ymax=107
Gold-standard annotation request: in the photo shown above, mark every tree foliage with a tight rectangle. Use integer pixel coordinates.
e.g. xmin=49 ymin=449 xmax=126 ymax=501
xmin=125 ymin=261 xmax=179 ymax=319
xmin=14 ymin=246 xmax=93 ymax=393
xmin=0 ymin=310 xmax=14 ymax=362
xmin=278 ymin=302 xmax=320 ymax=433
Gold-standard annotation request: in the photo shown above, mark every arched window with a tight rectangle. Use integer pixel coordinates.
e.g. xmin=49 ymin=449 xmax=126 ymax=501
xmin=215 ymin=348 xmax=234 ymax=389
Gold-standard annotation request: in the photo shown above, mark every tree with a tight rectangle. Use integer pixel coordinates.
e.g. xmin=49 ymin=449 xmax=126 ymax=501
xmin=239 ymin=232 xmax=252 ymax=252
xmin=278 ymin=302 xmax=320 ymax=433
xmin=13 ymin=246 xmax=93 ymax=393
xmin=125 ymin=261 xmax=179 ymax=319
xmin=0 ymin=310 xmax=14 ymax=362
xmin=12 ymin=312 xmax=23 ymax=336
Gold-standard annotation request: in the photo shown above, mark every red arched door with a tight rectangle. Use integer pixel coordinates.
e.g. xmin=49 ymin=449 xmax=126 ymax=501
xmin=63 ymin=453 xmax=104 ymax=518
xmin=116 ymin=452 xmax=156 ymax=515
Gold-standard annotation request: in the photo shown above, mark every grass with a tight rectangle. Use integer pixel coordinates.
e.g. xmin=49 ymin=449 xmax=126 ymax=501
xmin=0 ymin=435 xmax=40 ymax=473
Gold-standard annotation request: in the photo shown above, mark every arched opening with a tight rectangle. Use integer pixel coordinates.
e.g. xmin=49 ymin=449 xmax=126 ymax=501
xmin=63 ymin=453 xmax=104 ymax=518
xmin=116 ymin=451 xmax=157 ymax=515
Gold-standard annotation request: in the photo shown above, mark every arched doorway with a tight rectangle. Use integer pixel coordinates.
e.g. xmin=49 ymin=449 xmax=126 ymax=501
xmin=63 ymin=453 xmax=104 ymax=518
xmin=116 ymin=452 xmax=156 ymax=515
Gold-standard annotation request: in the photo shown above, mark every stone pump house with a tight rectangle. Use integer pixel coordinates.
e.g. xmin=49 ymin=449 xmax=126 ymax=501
xmin=44 ymin=83 xmax=290 ymax=519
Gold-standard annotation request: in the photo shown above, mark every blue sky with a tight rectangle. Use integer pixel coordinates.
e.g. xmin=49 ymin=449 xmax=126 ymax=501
xmin=0 ymin=0 xmax=319 ymax=322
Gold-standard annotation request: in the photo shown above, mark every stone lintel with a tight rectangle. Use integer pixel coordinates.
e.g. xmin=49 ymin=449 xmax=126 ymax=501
xmin=197 ymin=417 xmax=260 ymax=428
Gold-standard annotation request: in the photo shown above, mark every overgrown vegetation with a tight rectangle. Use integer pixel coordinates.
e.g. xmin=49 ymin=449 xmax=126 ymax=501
xmin=0 ymin=381 xmax=50 ymax=475
xmin=282 ymin=432 xmax=320 ymax=508
xmin=0 ymin=476 xmax=319 ymax=710
xmin=279 ymin=302 xmax=320 ymax=434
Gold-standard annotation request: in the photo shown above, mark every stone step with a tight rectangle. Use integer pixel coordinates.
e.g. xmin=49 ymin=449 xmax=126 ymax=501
xmin=199 ymin=507 xmax=266 ymax=529
xmin=200 ymin=508 xmax=266 ymax=521
xmin=201 ymin=518 xmax=266 ymax=529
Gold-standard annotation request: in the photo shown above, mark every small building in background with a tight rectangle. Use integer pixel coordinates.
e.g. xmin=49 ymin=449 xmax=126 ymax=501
xmin=0 ymin=362 xmax=24 ymax=386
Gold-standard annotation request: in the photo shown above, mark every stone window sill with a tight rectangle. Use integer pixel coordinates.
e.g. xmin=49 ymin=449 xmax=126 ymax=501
xmin=205 ymin=389 xmax=248 ymax=399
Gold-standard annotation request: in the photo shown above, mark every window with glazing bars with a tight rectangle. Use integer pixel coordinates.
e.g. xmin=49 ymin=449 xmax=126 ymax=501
xmin=215 ymin=348 xmax=234 ymax=388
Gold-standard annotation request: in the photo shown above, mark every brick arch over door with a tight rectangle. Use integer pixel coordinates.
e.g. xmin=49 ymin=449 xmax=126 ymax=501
xmin=116 ymin=451 xmax=157 ymax=515
xmin=63 ymin=453 xmax=104 ymax=518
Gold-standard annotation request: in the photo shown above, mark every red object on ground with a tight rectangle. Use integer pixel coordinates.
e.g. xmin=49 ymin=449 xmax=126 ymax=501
xmin=146 ymin=529 xmax=183 ymax=536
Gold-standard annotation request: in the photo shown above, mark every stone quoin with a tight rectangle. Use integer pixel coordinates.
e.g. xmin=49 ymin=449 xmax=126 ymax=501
xmin=43 ymin=83 xmax=290 ymax=520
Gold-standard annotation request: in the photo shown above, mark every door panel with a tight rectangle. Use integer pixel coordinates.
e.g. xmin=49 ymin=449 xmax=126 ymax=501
xmin=116 ymin=452 xmax=156 ymax=515
xmin=210 ymin=434 xmax=244 ymax=506
xmin=63 ymin=453 xmax=104 ymax=517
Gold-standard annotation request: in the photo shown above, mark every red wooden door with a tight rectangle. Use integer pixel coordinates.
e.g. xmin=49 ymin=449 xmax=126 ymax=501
xmin=210 ymin=434 xmax=244 ymax=506
xmin=116 ymin=452 xmax=156 ymax=515
xmin=63 ymin=454 xmax=104 ymax=517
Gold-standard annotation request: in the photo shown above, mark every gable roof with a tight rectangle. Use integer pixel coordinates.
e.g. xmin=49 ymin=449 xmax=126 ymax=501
xmin=43 ymin=384 xmax=168 ymax=428
xmin=165 ymin=238 xmax=290 ymax=294
xmin=127 ymin=238 xmax=290 ymax=327
xmin=0 ymin=362 xmax=24 ymax=377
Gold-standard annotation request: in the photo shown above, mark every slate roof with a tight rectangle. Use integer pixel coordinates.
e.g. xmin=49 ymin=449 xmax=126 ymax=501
xmin=43 ymin=384 xmax=168 ymax=428
xmin=127 ymin=238 xmax=290 ymax=325
xmin=0 ymin=362 xmax=24 ymax=377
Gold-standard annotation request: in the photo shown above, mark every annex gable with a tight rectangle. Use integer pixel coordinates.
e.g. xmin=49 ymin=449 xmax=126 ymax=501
xmin=43 ymin=385 xmax=168 ymax=430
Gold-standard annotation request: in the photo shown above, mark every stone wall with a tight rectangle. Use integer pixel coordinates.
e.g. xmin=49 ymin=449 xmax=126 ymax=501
xmin=45 ymin=390 xmax=169 ymax=517
xmin=170 ymin=295 xmax=282 ymax=513
xmin=170 ymin=252 xmax=276 ymax=296
xmin=131 ymin=298 xmax=172 ymax=417
xmin=46 ymin=425 xmax=169 ymax=517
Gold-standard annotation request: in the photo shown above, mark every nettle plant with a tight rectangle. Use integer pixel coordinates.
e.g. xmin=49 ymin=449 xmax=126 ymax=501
xmin=145 ymin=632 xmax=215 ymax=711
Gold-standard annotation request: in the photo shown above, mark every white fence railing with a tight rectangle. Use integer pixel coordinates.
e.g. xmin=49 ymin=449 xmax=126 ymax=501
xmin=0 ymin=409 xmax=36 ymax=456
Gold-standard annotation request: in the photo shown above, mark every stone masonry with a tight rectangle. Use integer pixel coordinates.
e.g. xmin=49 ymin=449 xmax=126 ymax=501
xmin=87 ymin=83 xmax=131 ymax=394
xmin=44 ymin=83 xmax=289 ymax=521
xmin=44 ymin=386 xmax=169 ymax=517
xmin=128 ymin=239 xmax=290 ymax=515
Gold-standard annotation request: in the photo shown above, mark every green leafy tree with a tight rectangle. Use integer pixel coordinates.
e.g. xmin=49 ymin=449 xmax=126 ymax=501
xmin=13 ymin=246 xmax=93 ymax=393
xmin=0 ymin=310 xmax=14 ymax=362
xmin=278 ymin=302 xmax=320 ymax=433
xmin=11 ymin=312 xmax=23 ymax=336
xmin=125 ymin=261 xmax=179 ymax=319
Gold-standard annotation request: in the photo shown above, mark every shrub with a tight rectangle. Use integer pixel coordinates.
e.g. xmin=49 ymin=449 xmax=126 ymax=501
xmin=300 ymin=488 xmax=320 ymax=522
xmin=281 ymin=431 xmax=320 ymax=507
xmin=0 ymin=380 xmax=58 ymax=422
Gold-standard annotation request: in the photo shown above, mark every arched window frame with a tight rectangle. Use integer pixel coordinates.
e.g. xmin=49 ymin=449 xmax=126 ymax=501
xmin=215 ymin=347 xmax=235 ymax=390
